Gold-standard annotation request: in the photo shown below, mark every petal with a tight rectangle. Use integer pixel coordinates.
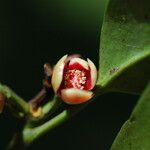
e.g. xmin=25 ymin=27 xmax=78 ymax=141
xmin=61 ymin=88 xmax=94 ymax=104
xmin=51 ymin=55 xmax=68 ymax=93
xmin=64 ymin=54 xmax=81 ymax=63
xmin=87 ymin=58 xmax=97 ymax=90
xmin=69 ymin=58 xmax=89 ymax=70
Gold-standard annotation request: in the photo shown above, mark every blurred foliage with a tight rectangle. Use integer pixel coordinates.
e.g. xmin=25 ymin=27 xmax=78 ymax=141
xmin=111 ymin=83 xmax=150 ymax=150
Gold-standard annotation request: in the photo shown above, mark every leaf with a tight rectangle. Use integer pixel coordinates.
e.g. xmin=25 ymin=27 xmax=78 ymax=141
xmin=111 ymin=83 xmax=150 ymax=150
xmin=97 ymin=0 xmax=150 ymax=94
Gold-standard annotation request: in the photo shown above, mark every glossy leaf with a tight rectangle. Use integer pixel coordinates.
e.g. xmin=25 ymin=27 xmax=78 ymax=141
xmin=97 ymin=0 xmax=150 ymax=94
xmin=111 ymin=83 xmax=150 ymax=150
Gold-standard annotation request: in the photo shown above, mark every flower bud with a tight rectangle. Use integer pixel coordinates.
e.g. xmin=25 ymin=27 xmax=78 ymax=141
xmin=0 ymin=93 xmax=5 ymax=113
xmin=51 ymin=55 xmax=97 ymax=104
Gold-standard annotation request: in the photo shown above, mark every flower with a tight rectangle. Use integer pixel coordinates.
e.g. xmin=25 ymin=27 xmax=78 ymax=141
xmin=51 ymin=55 xmax=97 ymax=104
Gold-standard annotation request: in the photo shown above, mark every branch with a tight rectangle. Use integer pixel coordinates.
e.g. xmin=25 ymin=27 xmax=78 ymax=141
xmin=0 ymin=83 xmax=29 ymax=115
xmin=23 ymin=102 xmax=89 ymax=146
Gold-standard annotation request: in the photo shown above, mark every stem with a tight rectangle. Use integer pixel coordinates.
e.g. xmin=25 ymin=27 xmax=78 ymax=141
xmin=6 ymin=119 xmax=27 ymax=150
xmin=23 ymin=87 xmax=105 ymax=146
xmin=44 ymin=63 xmax=53 ymax=78
xmin=0 ymin=83 xmax=29 ymax=115
xmin=28 ymin=95 xmax=62 ymax=122
xmin=42 ymin=96 xmax=62 ymax=118
xmin=7 ymin=133 xmax=26 ymax=150
xmin=23 ymin=102 xmax=89 ymax=146
xmin=29 ymin=88 xmax=47 ymax=109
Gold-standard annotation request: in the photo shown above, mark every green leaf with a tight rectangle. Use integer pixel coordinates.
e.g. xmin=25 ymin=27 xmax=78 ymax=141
xmin=97 ymin=0 xmax=150 ymax=94
xmin=111 ymin=83 xmax=150 ymax=150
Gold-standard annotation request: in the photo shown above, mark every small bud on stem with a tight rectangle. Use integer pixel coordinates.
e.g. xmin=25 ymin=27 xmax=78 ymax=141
xmin=0 ymin=92 xmax=5 ymax=113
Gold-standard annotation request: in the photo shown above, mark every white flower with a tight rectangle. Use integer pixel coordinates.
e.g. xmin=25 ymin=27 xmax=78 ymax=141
xmin=51 ymin=55 xmax=97 ymax=104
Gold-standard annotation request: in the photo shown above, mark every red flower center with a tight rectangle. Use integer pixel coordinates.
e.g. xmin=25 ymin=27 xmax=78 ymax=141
xmin=59 ymin=62 xmax=92 ymax=91
xmin=64 ymin=69 xmax=86 ymax=89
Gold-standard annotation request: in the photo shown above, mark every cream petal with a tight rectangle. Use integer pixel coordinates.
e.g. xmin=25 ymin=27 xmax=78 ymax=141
xmin=69 ymin=58 xmax=89 ymax=70
xmin=61 ymin=88 xmax=94 ymax=104
xmin=87 ymin=58 xmax=97 ymax=90
xmin=51 ymin=55 xmax=68 ymax=93
xmin=65 ymin=54 xmax=81 ymax=63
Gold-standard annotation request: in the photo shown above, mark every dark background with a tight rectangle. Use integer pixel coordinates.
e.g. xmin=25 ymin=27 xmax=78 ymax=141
xmin=0 ymin=0 xmax=138 ymax=149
